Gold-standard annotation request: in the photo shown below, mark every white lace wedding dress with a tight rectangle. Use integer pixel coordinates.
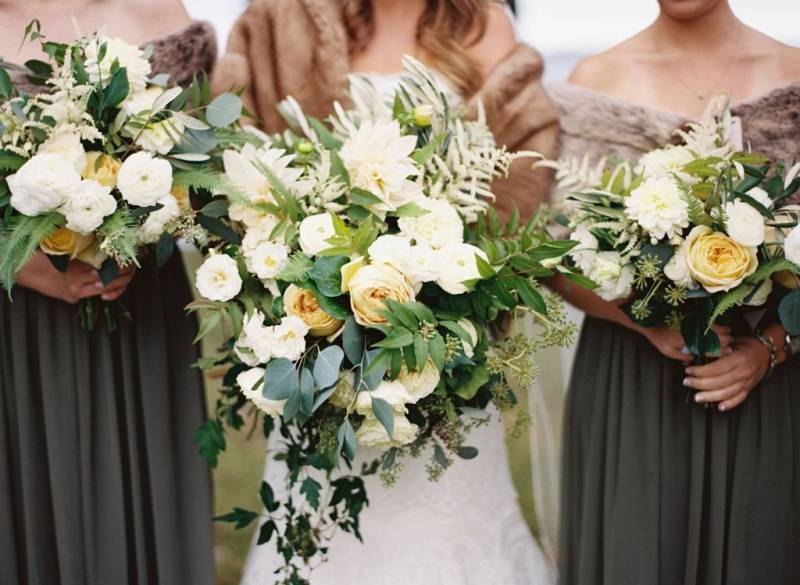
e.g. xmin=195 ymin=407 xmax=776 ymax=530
xmin=240 ymin=72 xmax=555 ymax=585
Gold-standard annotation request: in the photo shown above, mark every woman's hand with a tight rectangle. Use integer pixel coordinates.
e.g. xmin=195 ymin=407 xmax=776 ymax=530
xmin=640 ymin=325 xmax=733 ymax=363
xmin=684 ymin=336 xmax=771 ymax=411
xmin=16 ymin=252 xmax=136 ymax=304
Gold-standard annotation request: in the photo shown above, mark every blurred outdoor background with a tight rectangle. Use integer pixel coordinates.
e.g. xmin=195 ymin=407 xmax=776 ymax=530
xmin=179 ymin=0 xmax=800 ymax=583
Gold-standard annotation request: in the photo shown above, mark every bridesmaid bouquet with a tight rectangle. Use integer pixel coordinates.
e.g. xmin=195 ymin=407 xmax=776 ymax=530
xmin=0 ymin=23 xmax=246 ymax=327
xmin=552 ymin=96 xmax=800 ymax=357
xmin=190 ymin=58 xmax=579 ymax=583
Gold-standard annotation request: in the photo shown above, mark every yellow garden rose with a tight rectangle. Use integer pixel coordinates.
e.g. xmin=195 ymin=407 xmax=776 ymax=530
xmin=171 ymin=185 xmax=191 ymax=211
xmin=82 ymin=152 xmax=122 ymax=188
xmin=283 ymin=284 xmax=343 ymax=336
xmin=685 ymin=225 xmax=758 ymax=293
xmin=346 ymin=262 xmax=415 ymax=326
xmin=40 ymin=228 xmax=105 ymax=268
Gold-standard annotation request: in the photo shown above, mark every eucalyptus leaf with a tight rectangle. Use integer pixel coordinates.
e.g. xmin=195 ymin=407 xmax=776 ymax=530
xmin=313 ymin=345 xmax=344 ymax=389
xmin=300 ymin=367 xmax=315 ymax=415
xmin=206 ymin=92 xmax=243 ymax=128
xmin=371 ymin=397 xmax=394 ymax=438
xmin=263 ymin=358 xmax=298 ymax=401
xmin=779 ymin=289 xmax=800 ymax=335
xmin=342 ymin=317 xmax=364 ymax=364
xmin=309 ymin=255 xmax=349 ymax=297
xmin=336 ymin=418 xmax=357 ymax=461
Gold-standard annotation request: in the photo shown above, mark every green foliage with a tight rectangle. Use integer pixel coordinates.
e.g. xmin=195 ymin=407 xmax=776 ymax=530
xmin=0 ymin=151 xmax=26 ymax=172
xmin=779 ymin=289 xmax=800 ymax=335
xmin=0 ymin=212 xmax=63 ymax=291
xmin=194 ymin=419 xmax=226 ymax=468
xmin=276 ymin=253 xmax=313 ymax=283
xmin=206 ymin=92 xmax=243 ymax=128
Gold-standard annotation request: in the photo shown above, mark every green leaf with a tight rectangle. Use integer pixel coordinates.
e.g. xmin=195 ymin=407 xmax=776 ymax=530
xmin=300 ymin=367 xmax=315 ymax=415
xmin=259 ymin=481 xmax=279 ymax=512
xmin=197 ymin=215 xmax=242 ymax=245
xmin=413 ymin=335 xmax=429 ymax=369
xmin=155 ymin=232 xmax=175 ymax=268
xmin=300 ymin=476 xmax=323 ymax=510
xmin=706 ymin=285 xmax=751 ymax=331
xmin=455 ymin=365 xmax=491 ymax=400
xmin=308 ymin=117 xmax=343 ymax=150
xmin=456 ymin=446 xmax=479 ymax=459
xmin=313 ymin=345 xmax=345 ymax=388
xmin=342 ymin=317 xmax=364 ymax=364
xmin=193 ymin=419 xmax=225 ymax=467
xmin=438 ymin=321 xmax=471 ymax=344
xmin=257 ymin=519 xmax=277 ymax=545
xmin=749 ymin=258 xmax=798 ymax=285
xmin=428 ymin=333 xmax=446 ymax=370
xmin=350 ymin=187 xmax=383 ymax=207
xmin=304 ymin=281 xmax=350 ymax=320
xmin=779 ymin=289 xmax=800 ymax=335
xmin=404 ymin=301 xmax=436 ymax=324
xmin=104 ymin=67 xmax=130 ymax=107
xmin=283 ymin=387 xmax=302 ymax=421
xmin=214 ymin=507 xmax=258 ymax=529
xmin=200 ymin=199 xmax=229 ymax=218
xmin=337 ymin=418 xmax=357 ymax=461
xmin=206 ymin=92 xmax=242 ymax=128
xmin=194 ymin=310 xmax=222 ymax=343
xmin=0 ymin=65 xmax=13 ymax=98
xmin=263 ymin=358 xmax=298 ymax=401
xmin=374 ymin=327 xmax=414 ymax=349
xmin=393 ymin=201 xmax=430 ymax=218
xmin=0 ymin=151 xmax=26 ymax=172
xmin=309 ymin=255 xmax=350 ymax=297
xmin=0 ymin=212 xmax=64 ymax=292
xmin=361 ymin=348 xmax=389 ymax=390
xmin=384 ymin=299 xmax=418 ymax=330
xmin=558 ymin=267 xmax=598 ymax=290
xmin=682 ymin=298 xmax=721 ymax=357
xmin=276 ymin=253 xmax=313 ymax=283
xmin=515 ymin=277 xmax=547 ymax=314
xmin=475 ymin=254 xmax=496 ymax=279
xmin=371 ymin=397 xmax=394 ymax=438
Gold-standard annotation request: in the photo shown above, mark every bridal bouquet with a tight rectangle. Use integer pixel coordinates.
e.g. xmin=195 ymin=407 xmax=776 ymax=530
xmin=191 ymin=58 xmax=580 ymax=583
xmin=0 ymin=22 xmax=246 ymax=327
xmin=551 ymin=96 xmax=800 ymax=357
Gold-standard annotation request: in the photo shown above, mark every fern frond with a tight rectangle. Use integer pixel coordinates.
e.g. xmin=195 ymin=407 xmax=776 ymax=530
xmin=0 ymin=212 xmax=64 ymax=291
xmin=683 ymin=192 xmax=713 ymax=227
xmin=706 ymin=286 xmax=750 ymax=331
xmin=0 ymin=151 xmax=26 ymax=173
xmin=97 ymin=207 xmax=140 ymax=267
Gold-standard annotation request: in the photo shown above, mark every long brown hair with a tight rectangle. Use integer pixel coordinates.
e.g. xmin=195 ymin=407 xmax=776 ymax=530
xmin=342 ymin=0 xmax=493 ymax=97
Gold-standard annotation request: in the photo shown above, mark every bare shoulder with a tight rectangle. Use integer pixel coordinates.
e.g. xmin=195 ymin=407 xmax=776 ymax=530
xmin=568 ymin=33 xmax=649 ymax=91
xmin=466 ymin=2 xmax=518 ymax=75
xmin=774 ymin=41 xmax=800 ymax=83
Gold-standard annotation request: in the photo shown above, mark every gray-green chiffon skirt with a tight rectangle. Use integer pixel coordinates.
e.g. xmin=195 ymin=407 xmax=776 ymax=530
xmin=560 ymin=316 xmax=800 ymax=585
xmin=0 ymin=254 xmax=214 ymax=585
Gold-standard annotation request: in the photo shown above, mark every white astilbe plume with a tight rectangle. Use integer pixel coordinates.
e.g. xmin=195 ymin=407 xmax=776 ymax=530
xmin=675 ymin=93 xmax=735 ymax=159
xmin=300 ymin=149 xmax=347 ymax=215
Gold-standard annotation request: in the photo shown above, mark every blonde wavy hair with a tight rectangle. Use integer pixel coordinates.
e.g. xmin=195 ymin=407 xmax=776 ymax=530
xmin=342 ymin=0 xmax=495 ymax=97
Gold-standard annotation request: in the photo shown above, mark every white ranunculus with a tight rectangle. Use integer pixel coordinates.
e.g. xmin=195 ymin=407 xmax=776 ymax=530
xmin=786 ymin=225 xmax=800 ymax=266
xmin=340 ymin=119 xmax=419 ymax=212
xmin=663 ymin=243 xmax=695 ymax=289
xmin=196 ymin=253 xmax=242 ymax=302
xmin=61 ymin=180 xmax=117 ymax=234
xmin=355 ymin=380 xmax=413 ymax=415
xmin=237 ymin=311 xmax=275 ymax=364
xmin=117 ymin=88 xmax=185 ymax=155
xmin=588 ymin=251 xmax=635 ymax=301
xmin=138 ymin=194 xmax=181 ymax=244
xmin=435 ymin=243 xmax=488 ymax=295
xmin=746 ymin=186 xmax=774 ymax=210
xmin=569 ymin=223 xmax=599 ymax=272
xmin=298 ymin=213 xmax=336 ymax=257
xmin=8 ymin=153 xmax=82 ymax=216
xmin=397 ymin=198 xmax=463 ymax=250
xmin=117 ymin=151 xmax=173 ymax=206
xmin=637 ymin=145 xmax=695 ymax=181
xmin=457 ymin=318 xmax=479 ymax=358
xmin=136 ymin=119 xmax=184 ymax=155
xmin=237 ymin=367 xmax=286 ymax=417
xmin=245 ymin=240 xmax=290 ymax=280
xmin=270 ymin=316 xmax=310 ymax=362
xmin=404 ymin=244 xmax=440 ymax=284
xmin=368 ymin=234 xmax=412 ymax=268
xmin=84 ymin=36 xmax=152 ymax=93
xmin=745 ymin=278 xmax=773 ymax=307
xmin=725 ymin=199 xmax=766 ymax=247
xmin=625 ymin=177 xmax=690 ymax=242
xmin=242 ymin=215 xmax=280 ymax=253
xmin=396 ymin=360 xmax=441 ymax=403
xmin=38 ymin=130 xmax=87 ymax=174
xmin=356 ymin=414 xmax=418 ymax=450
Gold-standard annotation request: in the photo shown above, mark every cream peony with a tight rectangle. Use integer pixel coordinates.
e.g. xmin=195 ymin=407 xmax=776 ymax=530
xmin=685 ymin=225 xmax=758 ymax=292
xmin=356 ymin=414 xmax=418 ymax=449
xmin=284 ymin=284 xmax=343 ymax=337
xmin=270 ymin=316 xmax=310 ymax=361
xmin=196 ymin=253 xmax=242 ymax=302
xmin=397 ymin=198 xmax=463 ymax=250
xmin=435 ymin=243 xmax=488 ymax=295
xmin=38 ymin=130 xmax=87 ymax=174
xmin=339 ymin=119 xmax=419 ymax=212
xmin=396 ymin=360 xmax=441 ymax=403
xmin=786 ymin=225 xmax=800 ymax=266
xmin=724 ymin=199 xmax=765 ymax=247
xmin=85 ymin=36 xmax=152 ymax=93
xmin=625 ymin=177 xmax=690 ymax=242
xmin=138 ymin=194 xmax=180 ymax=244
xmin=298 ymin=213 xmax=336 ymax=257
xmin=588 ymin=251 xmax=635 ymax=301
xmin=237 ymin=367 xmax=285 ymax=417
xmin=117 ymin=151 xmax=173 ymax=206
xmin=347 ymin=262 xmax=416 ymax=326
xmin=61 ymin=180 xmax=117 ymax=234
xmin=8 ymin=153 xmax=82 ymax=216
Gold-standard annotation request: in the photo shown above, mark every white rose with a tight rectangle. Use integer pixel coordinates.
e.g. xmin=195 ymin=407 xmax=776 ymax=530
xmin=245 ymin=240 xmax=290 ymax=280
xmin=456 ymin=318 xmax=479 ymax=358
xmin=397 ymin=198 xmax=463 ymax=250
xmin=435 ymin=243 xmax=488 ymax=295
xmin=8 ymin=153 xmax=82 ymax=216
xmin=298 ymin=213 xmax=336 ymax=257
xmin=196 ymin=253 xmax=242 ymax=302
xmin=625 ymin=177 xmax=690 ymax=242
xmin=368 ymin=234 xmax=412 ymax=268
xmin=396 ymin=360 xmax=441 ymax=403
xmin=569 ymin=224 xmax=599 ymax=272
xmin=746 ymin=187 xmax=774 ymax=210
xmin=663 ymin=243 xmax=695 ymax=289
xmin=355 ymin=380 xmax=412 ymax=415
xmin=61 ymin=180 xmax=117 ymax=234
xmin=237 ymin=311 xmax=275 ymax=364
xmin=404 ymin=244 xmax=440 ymax=284
xmin=356 ymin=415 xmax=418 ymax=450
xmin=85 ymin=36 xmax=152 ymax=93
xmin=237 ymin=367 xmax=286 ymax=417
xmin=38 ymin=130 xmax=87 ymax=174
xmin=588 ymin=251 xmax=634 ymax=301
xmin=786 ymin=225 xmax=800 ymax=266
xmin=270 ymin=316 xmax=310 ymax=362
xmin=724 ymin=199 xmax=766 ymax=247
xmin=745 ymin=278 xmax=773 ymax=307
xmin=117 ymin=151 xmax=173 ymax=206
xmin=138 ymin=194 xmax=180 ymax=244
